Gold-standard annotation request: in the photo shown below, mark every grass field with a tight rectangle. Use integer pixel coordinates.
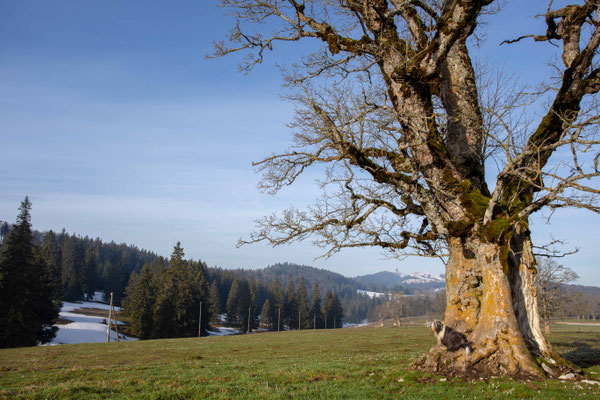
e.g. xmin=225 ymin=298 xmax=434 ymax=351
xmin=1 ymin=324 xmax=599 ymax=399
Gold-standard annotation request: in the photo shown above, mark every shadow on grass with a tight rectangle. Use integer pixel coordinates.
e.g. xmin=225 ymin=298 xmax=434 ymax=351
xmin=555 ymin=340 xmax=600 ymax=368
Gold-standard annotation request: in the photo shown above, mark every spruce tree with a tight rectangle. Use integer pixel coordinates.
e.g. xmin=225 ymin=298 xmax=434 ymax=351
xmin=260 ymin=298 xmax=270 ymax=328
xmin=296 ymin=277 xmax=311 ymax=329
xmin=166 ymin=244 xmax=196 ymax=337
xmin=0 ymin=197 xmax=61 ymax=347
xmin=61 ymin=236 xmax=84 ymax=301
xmin=268 ymin=279 xmax=283 ymax=331
xmin=209 ymin=280 xmax=222 ymax=323
xmin=153 ymin=266 xmax=178 ymax=338
xmin=322 ymin=292 xmax=334 ymax=329
xmin=236 ymin=280 xmax=251 ymax=333
xmin=331 ymin=293 xmax=344 ymax=328
xmin=32 ymin=247 xmax=62 ymax=344
xmin=248 ymin=276 xmax=259 ymax=330
xmin=310 ymin=282 xmax=324 ymax=329
xmin=82 ymin=247 xmax=97 ymax=300
xmin=41 ymin=231 xmax=61 ymax=284
xmin=226 ymin=278 xmax=241 ymax=325
xmin=125 ymin=264 xmax=156 ymax=339
xmin=190 ymin=260 xmax=211 ymax=336
xmin=284 ymin=278 xmax=297 ymax=330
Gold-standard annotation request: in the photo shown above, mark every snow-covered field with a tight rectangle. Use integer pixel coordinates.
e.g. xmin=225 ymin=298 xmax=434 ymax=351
xmin=207 ymin=326 xmax=241 ymax=336
xmin=44 ymin=297 xmax=136 ymax=346
xmin=44 ymin=295 xmax=241 ymax=345
xmin=357 ymin=289 xmax=386 ymax=298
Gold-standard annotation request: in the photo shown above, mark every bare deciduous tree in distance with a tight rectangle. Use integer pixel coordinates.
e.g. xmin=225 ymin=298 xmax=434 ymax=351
xmin=536 ymin=258 xmax=578 ymax=334
xmin=213 ymin=0 xmax=600 ymax=378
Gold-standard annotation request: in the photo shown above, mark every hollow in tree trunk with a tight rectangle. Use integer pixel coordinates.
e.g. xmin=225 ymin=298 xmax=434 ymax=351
xmin=415 ymin=225 xmax=581 ymax=379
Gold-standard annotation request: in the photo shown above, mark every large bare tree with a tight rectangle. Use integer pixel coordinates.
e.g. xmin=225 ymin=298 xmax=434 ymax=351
xmin=214 ymin=0 xmax=600 ymax=378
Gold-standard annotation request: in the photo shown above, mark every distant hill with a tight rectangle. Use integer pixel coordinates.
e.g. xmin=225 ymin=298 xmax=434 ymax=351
xmin=353 ymin=270 xmax=445 ymax=293
xmin=229 ymin=262 xmax=361 ymax=299
xmin=563 ymin=284 xmax=600 ymax=296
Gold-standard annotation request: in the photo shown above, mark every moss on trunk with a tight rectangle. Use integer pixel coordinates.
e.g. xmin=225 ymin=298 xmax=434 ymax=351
xmin=415 ymin=232 xmax=582 ymax=379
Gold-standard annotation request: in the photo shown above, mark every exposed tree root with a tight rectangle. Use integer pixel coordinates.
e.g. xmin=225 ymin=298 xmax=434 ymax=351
xmin=413 ymin=346 xmax=584 ymax=381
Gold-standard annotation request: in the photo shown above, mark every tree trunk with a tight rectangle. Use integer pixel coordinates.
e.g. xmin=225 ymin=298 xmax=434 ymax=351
xmin=415 ymin=226 xmax=581 ymax=379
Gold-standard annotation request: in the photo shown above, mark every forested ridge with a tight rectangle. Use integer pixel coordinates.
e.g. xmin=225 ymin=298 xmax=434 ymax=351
xmin=2 ymin=199 xmax=597 ymax=348
xmin=2 ymin=215 xmax=394 ymax=325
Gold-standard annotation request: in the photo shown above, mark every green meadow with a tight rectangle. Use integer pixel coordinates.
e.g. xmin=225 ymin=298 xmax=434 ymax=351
xmin=1 ymin=324 xmax=599 ymax=399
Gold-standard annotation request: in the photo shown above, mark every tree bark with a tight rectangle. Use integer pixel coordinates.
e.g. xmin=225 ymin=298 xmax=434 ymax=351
xmin=415 ymin=226 xmax=581 ymax=379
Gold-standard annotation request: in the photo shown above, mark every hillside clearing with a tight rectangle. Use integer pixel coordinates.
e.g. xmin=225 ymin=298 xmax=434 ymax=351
xmin=1 ymin=324 xmax=599 ymax=399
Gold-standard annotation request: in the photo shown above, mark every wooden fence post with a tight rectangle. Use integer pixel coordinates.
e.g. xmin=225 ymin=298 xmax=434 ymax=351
xmin=106 ymin=292 xmax=113 ymax=343
xmin=198 ymin=301 xmax=203 ymax=337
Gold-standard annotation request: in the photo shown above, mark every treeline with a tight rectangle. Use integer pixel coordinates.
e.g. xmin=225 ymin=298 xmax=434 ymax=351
xmin=122 ymin=256 xmax=345 ymax=339
xmin=549 ymin=287 xmax=600 ymax=321
xmin=216 ymin=263 xmax=382 ymax=323
xmin=1 ymin=221 xmax=160 ymax=306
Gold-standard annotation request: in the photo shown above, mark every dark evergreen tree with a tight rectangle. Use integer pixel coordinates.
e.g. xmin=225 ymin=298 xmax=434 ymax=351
xmin=156 ymin=243 xmax=196 ymax=337
xmin=61 ymin=236 xmax=84 ymax=301
xmin=297 ymin=276 xmax=311 ymax=329
xmin=323 ymin=292 xmax=344 ymax=329
xmin=236 ymin=280 xmax=252 ymax=333
xmin=82 ymin=247 xmax=97 ymax=300
xmin=190 ymin=259 xmax=211 ymax=336
xmin=310 ymin=282 xmax=324 ymax=329
xmin=268 ymin=279 xmax=283 ymax=331
xmin=32 ymin=247 xmax=62 ymax=344
xmin=284 ymin=278 xmax=298 ymax=330
xmin=0 ymin=197 xmax=61 ymax=347
xmin=248 ymin=276 xmax=259 ymax=330
xmin=41 ymin=230 xmax=61 ymax=285
xmin=209 ymin=280 xmax=222 ymax=323
xmin=226 ymin=278 xmax=241 ymax=325
xmin=260 ymin=298 xmax=271 ymax=328
xmin=124 ymin=264 xmax=156 ymax=339
xmin=153 ymin=268 xmax=178 ymax=338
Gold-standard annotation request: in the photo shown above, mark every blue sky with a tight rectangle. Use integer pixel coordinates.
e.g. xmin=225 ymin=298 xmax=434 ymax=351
xmin=1 ymin=1 xmax=598 ymax=284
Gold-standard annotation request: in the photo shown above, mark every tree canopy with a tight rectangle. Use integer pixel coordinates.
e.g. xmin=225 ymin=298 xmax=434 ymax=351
xmin=216 ymin=0 xmax=600 ymax=379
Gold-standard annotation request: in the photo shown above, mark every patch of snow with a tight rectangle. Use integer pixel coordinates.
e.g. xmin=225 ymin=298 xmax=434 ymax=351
xmin=343 ymin=320 xmax=369 ymax=328
xmin=207 ymin=326 xmax=240 ymax=336
xmin=401 ymin=272 xmax=445 ymax=284
xmin=43 ymin=302 xmax=135 ymax=346
xmin=89 ymin=291 xmax=106 ymax=303
xmin=357 ymin=289 xmax=386 ymax=298
xmin=61 ymin=300 xmax=120 ymax=312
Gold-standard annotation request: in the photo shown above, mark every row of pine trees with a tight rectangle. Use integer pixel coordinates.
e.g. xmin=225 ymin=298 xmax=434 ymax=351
xmin=122 ymin=243 xmax=212 ymax=339
xmin=122 ymin=246 xmax=345 ymax=339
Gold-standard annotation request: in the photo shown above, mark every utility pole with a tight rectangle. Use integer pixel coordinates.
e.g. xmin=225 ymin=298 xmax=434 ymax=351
xmin=106 ymin=292 xmax=113 ymax=343
xmin=113 ymin=299 xmax=119 ymax=342
xmin=325 ymin=314 xmax=327 ymax=330
xmin=298 ymin=310 xmax=301 ymax=330
xmin=248 ymin=306 xmax=251 ymax=334
xmin=314 ymin=313 xmax=316 ymax=330
xmin=198 ymin=301 xmax=202 ymax=337
xmin=278 ymin=308 xmax=280 ymax=332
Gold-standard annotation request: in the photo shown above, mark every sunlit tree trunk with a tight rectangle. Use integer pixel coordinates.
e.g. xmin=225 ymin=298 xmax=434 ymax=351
xmin=416 ymin=226 xmax=579 ymax=378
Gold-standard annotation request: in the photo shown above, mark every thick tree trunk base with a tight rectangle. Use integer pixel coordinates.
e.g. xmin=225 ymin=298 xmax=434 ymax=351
xmin=413 ymin=231 xmax=584 ymax=380
xmin=413 ymin=345 xmax=582 ymax=381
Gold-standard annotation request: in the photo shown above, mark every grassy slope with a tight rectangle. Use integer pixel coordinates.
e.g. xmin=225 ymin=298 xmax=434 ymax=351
xmin=1 ymin=324 xmax=599 ymax=399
